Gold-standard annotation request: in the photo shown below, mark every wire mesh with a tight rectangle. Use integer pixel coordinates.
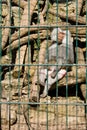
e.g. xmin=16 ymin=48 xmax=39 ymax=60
xmin=0 ymin=0 xmax=87 ymax=130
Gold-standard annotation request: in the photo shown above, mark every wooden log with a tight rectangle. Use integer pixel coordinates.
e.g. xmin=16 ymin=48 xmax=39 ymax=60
xmin=12 ymin=45 xmax=27 ymax=78
xmin=12 ymin=0 xmax=27 ymax=9
xmin=23 ymin=45 xmax=32 ymax=85
xmin=12 ymin=0 xmax=38 ymax=77
xmin=10 ymin=0 xmax=38 ymax=42
xmin=23 ymin=11 xmax=45 ymax=84
xmin=2 ymin=0 xmax=10 ymax=50
xmin=12 ymin=3 xmax=29 ymax=77
xmin=8 ymin=0 xmax=38 ymax=79
xmin=4 ymin=24 xmax=87 ymax=54
xmin=5 ymin=30 xmax=50 ymax=52
xmin=77 ymin=0 xmax=84 ymax=15
xmin=10 ymin=26 xmax=46 ymax=43
xmin=42 ymin=0 xmax=48 ymax=15
xmin=58 ymin=12 xmax=86 ymax=25
xmin=12 ymin=7 xmax=23 ymax=27
xmin=10 ymin=23 xmax=87 ymax=44
xmin=29 ymin=40 xmax=48 ymax=102
xmin=82 ymin=1 xmax=86 ymax=14
xmin=56 ymin=66 xmax=86 ymax=87
xmin=80 ymin=84 xmax=86 ymax=100
xmin=49 ymin=8 xmax=86 ymax=25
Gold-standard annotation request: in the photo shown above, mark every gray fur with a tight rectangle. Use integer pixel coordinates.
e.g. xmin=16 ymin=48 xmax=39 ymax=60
xmin=39 ymin=28 xmax=74 ymax=97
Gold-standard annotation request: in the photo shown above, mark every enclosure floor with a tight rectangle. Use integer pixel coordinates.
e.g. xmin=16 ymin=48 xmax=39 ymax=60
xmin=1 ymin=115 xmax=28 ymax=130
xmin=1 ymin=97 xmax=87 ymax=130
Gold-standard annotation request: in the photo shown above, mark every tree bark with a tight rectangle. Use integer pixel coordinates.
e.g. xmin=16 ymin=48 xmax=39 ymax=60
xmin=2 ymin=0 xmax=10 ymax=49
xmin=29 ymin=40 xmax=48 ymax=102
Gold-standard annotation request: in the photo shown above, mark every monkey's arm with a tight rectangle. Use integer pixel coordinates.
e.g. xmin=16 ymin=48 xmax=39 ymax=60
xmin=50 ymin=46 xmax=69 ymax=78
xmin=50 ymin=59 xmax=63 ymax=78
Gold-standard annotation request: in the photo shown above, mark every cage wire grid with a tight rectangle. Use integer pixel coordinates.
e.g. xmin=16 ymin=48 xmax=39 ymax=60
xmin=0 ymin=0 xmax=87 ymax=130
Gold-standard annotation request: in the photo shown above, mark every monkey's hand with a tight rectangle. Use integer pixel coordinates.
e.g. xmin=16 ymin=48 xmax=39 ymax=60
xmin=40 ymin=93 xmax=47 ymax=98
xmin=50 ymin=70 xmax=57 ymax=78
xmin=51 ymin=69 xmax=66 ymax=79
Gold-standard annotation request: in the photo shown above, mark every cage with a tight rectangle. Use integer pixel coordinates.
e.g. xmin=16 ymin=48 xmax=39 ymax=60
xmin=0 ymin=0 xmax=87 ymax=130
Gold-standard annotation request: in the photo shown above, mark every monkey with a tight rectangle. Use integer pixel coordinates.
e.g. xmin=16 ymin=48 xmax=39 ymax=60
xmin=38 ymin=28 xmax=74 ymax=98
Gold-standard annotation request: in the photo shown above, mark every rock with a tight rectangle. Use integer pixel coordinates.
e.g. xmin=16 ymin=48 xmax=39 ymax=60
xmin=1 ymin=99 xmax=17 ymax=125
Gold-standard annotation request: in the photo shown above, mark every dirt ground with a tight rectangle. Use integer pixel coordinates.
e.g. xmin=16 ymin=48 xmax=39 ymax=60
xmin=1 ymin=93 xmax=87 ymax=130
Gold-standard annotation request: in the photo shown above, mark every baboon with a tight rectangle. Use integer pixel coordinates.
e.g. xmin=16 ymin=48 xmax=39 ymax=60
xmin=39 ymin=28 xmax=74 ymax=97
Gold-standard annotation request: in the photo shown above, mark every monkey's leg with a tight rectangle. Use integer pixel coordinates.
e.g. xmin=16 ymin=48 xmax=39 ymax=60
xmin=40 ymin=69 xmax=66 ymax=98
xmin=40 ymin=70 xmax=54 ymax=98
xmin=57 ymin=69 xmax=66 ymax=79
xmin=50 ymin=62 xmax=62 ymax=78
xmin=38 ymin=68 xmax=54 ymax=86
xmin=40 ymin=80 xmax=51 ymax=98
xmin=51 ymin=69 xmax=58 ymax=78
xmin=51 ymin=65 xmax=67 ymax=78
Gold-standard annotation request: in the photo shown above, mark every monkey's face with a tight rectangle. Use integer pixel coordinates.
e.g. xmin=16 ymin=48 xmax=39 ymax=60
xmin=58 ymin=32 xmax=65 ymax=43
xmin=51 ymin=28 xmax=66 ymax=44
